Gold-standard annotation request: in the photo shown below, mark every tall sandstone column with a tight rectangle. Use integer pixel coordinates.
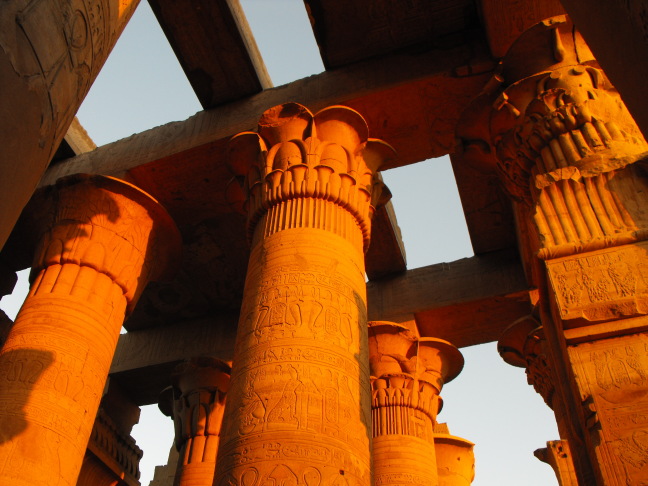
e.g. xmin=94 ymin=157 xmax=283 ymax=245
xmin=458 ymin=15 xmax=648 ymax=486
xmin=0 ymin=0 xmax=139 ymax=250
xmin=214 ymin=103 xmax=394 ymax=486
xmin=0 ymin=174 xmax=180 ymax=486
xmin=367 ymin=322 xmax=471 ymax=486
xmin=161 ymin=358 xmax=230 ymax=486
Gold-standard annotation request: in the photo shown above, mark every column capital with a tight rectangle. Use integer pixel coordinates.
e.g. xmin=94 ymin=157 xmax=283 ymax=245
xmin=159 ymin=357 xmax=230 ymax=486
xmin=457 ymin=16 xmax=648 ymax=259
xmin=29 ymin=174 xmax=182 ymax=312
xmin=226 ymin=103 xmax=395 ymax=249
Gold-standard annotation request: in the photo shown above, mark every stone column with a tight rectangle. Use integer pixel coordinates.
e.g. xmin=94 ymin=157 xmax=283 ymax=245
xmin=214 ymin=103 xmax=394 ymax=486
xmin=160 ymin=357 xmax=230 ymax=486
xmin=0 ymin=0 xmax=140 ymax=250
xmin=0 ymin=174 xmax=180 ymax=486
xmin=367 ymin=322 xmax=469 ymax=486
xmin=458 ymin=15 xmax=648 ymax=486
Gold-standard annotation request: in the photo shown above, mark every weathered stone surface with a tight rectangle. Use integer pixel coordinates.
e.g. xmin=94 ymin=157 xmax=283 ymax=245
xmin=0 ymin=175 xmax=180 ymax=486
xmin=215 ymin=103 xmax=393 ymax=486
xmin=0 ymin=0 xmax=139 ymax=250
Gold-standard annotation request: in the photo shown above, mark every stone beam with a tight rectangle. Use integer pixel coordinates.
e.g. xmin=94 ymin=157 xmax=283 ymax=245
xmin=148 ymin=0 xmax=272 ymax=109
xmin=367 ymin=248 xmax=532 ymax=348
xmin=40 ymin=40 xmax=492 ymax=188
xmin=304 ymin=0 xmax=478 ymax=68
xmin=479 ymin=0 xmax=565 ymax=58
xmin=366 ymin=200 xmax=407 ymax=279
xmin=110 ymin=314 xmax=238 ymax=405
xmin=450 ymin=153 xmax=516 ymax=255
xmin=111 ymin=250 xmax=531 ymax=405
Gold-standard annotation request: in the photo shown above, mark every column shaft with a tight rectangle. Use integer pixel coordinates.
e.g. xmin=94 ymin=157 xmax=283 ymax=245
xmin=215 ymin=103 xmax=393 ymax=486
xmin=458 ymin=15 xmax=648 ymax=486
xmin=0 ymin=174 xmax=180 ymax=486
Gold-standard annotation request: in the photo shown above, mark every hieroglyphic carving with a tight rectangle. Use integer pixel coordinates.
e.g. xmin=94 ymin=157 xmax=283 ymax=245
xmin=0 ymin=175 xmax=180 ymax=486
xmin=546 ymin=242 xmax=648 ymax=322
xmin=569 ymin=333 xmax=648 ymax=486
xmin=216 ymin=104 xmax=393 ymax=486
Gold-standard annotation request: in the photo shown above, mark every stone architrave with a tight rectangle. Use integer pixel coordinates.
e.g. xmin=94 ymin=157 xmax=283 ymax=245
xmin=0 ymin=174 xmax=181 ymax=486
xmin=367 ymin=321 xmax=471 ymax=486
xmin=0 ymin=1 xmax=140 ymax=250
xmin=214 ymin=103 xmax=394 ymax=486
xmin=159 ymin=357 xmax=231 ymax=486
xmin=459 ymin=15 xmax=648 ymax=486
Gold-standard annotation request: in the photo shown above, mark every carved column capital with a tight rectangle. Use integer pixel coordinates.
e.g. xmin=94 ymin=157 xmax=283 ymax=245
xmin=457 ymin=16 xmax=648 ymax=259
xmin=30 ymin=174 xmax=182 ymax=311
xmin=498 ymin=316 xmax=556 ymax=409
xmin=368 ymin=321 xmax=464 ymax=434
xmin=226 ymin=103 xmax=395 ymax=250
xmin=0 ymin=174 xmax=180 ymax=486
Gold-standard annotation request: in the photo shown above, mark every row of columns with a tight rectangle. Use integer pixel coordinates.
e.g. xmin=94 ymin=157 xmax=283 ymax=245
xmin=5 ymin=11 xmax=648 ymax=486
xmin=0 ymin=104 xmax=474 ymax=486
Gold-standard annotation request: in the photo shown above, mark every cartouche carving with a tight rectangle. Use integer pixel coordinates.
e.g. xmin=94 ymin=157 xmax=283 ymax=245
xmin=216 ymin=103 xmax=394 ymax=486
xmin=160 ymin=357 xmax=230 ymax=486
xmin=0 ymin=174 xmax=180 ymax=486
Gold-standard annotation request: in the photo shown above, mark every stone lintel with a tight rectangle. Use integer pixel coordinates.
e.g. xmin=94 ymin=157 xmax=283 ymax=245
xmin=112 ymin=250 xmax=530 ymax=405
xmin=40 ymin=40 xmax=492 ymax=189
xmin=148 ymin=0 xmax=272 ymax=109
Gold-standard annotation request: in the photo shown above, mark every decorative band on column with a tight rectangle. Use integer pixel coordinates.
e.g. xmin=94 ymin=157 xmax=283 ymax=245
xmin=227 ymin=102 xmax=394 ymax=250
xmin=215 ymin=103 xmax=394 ymax=486
xmin=0 ymin=174 xmax=181 ymax=486
xmin=368 ymin=321 xmax=468 ymax=486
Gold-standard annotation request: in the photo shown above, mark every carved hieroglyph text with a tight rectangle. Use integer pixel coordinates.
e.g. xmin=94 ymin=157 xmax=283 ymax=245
xmin=569 ymin=334 xmax=648 ymax=486
xmin=546 ymin=242 xmax=648 ymax=321
xmin=218 ymin=230 xmax=371 ymax=486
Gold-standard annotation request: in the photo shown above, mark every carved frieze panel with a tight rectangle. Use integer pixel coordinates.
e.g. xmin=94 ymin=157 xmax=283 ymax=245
xmin=568 ymin=333 xmax=648 ymax=486
xmin=546 ymin=242 xmax=648 ymax=322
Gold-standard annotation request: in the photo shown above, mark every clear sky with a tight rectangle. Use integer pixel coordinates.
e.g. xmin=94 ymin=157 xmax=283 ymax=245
xmin=1 ymin=1 xmax=560 ymax=484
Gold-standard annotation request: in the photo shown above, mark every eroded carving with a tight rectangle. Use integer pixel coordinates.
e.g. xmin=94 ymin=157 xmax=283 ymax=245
xmin=0 ymin=174 xmax=180 ymax=486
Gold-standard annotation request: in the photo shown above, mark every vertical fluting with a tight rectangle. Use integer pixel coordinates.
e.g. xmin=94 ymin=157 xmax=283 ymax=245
xmin=168 ymin=358 xmax=230 ymax=486
xmin=0 ymin=175 xmax=180 ymax=486
xmin=367 ymin=322 xmax=467 ymax=486
xmin=215 ymin=103 xmax=393 ymax=486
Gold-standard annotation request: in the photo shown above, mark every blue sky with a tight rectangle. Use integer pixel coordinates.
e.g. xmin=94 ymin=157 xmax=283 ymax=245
xmin=1 ymin=1 xmax=560 ymax=484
